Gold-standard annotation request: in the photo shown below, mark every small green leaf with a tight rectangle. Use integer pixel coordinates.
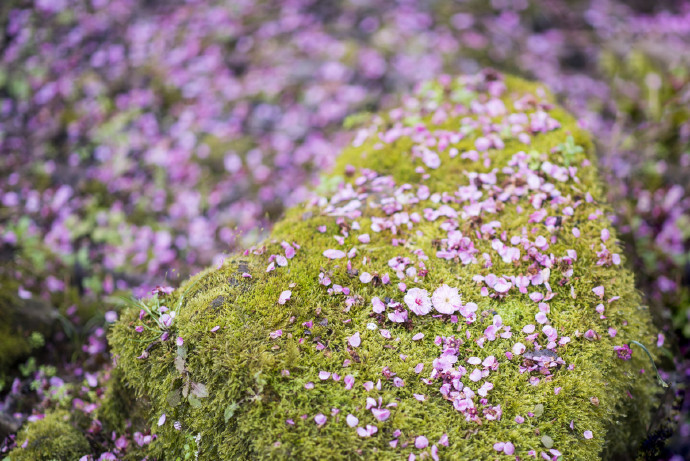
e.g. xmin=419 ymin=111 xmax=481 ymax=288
xmin=541 ymin=435 xmax=554 ymax=448
xmin=191 ymin=382 xmax=209 ymax=398
xmin=224 ymin=402 xmax=240 ymax=422
xmin=167 ymin=389 xmax=182 ymax=407
xmin=174 ymin=356 xmax=186 ymax=374
xmin=533 ymin=403 xmax=544 ymax=417
xmin=188 ymin=394 xmax=202 ymax=408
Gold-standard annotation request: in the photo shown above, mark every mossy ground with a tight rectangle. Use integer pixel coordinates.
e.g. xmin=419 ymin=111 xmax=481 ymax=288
xmin=5 ymin=410 xmax=90 ymax=461
xmin=102 ymin=72 xmax=661 ymax=460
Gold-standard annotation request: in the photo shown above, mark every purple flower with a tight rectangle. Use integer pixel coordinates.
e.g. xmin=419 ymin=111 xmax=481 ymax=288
xmin=614 ymin=344 xmax=633 ymax=360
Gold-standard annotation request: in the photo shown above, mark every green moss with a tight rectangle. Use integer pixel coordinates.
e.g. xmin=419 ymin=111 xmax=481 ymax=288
xmin=6 ymin=410 xmax=90 ymax=461
xmin=109 ymin=72 xmax=661 ymax=460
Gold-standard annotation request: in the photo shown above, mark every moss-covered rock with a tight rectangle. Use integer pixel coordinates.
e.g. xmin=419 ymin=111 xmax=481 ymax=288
xmin=6 ymin=410 xmax=90 ymax=461
xmin=109 ymin=71 xmax=662 ymax=460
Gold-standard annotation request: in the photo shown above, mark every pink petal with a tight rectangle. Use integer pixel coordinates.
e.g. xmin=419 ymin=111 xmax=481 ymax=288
xmin=360 ymin=272 xmax=373 ymax=283
xmin=278 ymin=290 xmax=292 ymax=304
xmin=314 ymin=414 xmax=326 ymax=426
xmin=371 ymin=408 xmax=390 ymax=422
xmin=346 ymin=414 xmax=359 ymax=427
xmin=415 ymin=436 xmax=429 ymax=449
xmin=323 ymin=249 xmax=346 ymax=259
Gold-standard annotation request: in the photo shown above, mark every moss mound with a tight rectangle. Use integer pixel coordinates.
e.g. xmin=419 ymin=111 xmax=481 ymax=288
xmin=6 ymin=410 xmax=90 ymax=461
xmin=108 ymin=71 xmax=661 ymax=460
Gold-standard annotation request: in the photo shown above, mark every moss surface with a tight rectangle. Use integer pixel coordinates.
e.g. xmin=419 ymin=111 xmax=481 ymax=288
xmin=108 ymin=72 xmax=661 ymax=460
xmin=6 ymin=410 xmax=90 ymax=461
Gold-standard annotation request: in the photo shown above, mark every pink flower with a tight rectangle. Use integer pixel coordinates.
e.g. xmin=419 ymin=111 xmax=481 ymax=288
xmin=614 ymin=344 xmax=633 ymax=360
xmin=415 ymin=436 xmax=429 ymax=449
xmin=159 ymin=314 xmax=173 ymax=328
xmin=469 ymin=369 xmax=482 ymax=382
xmin=348 ymin=332 xmax=361 ymax=348
xmin=414 ymin=363 xmax=424 ymax=374
xmin=358 ymin=234 xmax=370 ymax=243
xmin=592 ymin=286 xmax=604 ymax=298
xmin=360 ymin=272 xmax=373 ymax=283
xmin=319 ymin=371 xmax=331 ymax=380
xmin=404 ymin=288 xmax=432 ymax=315
xmin=269 ymin=329 xmax=282 ymax=339
xmin=323 ymin=249 xmax=346 ymax=259
xmin=504 ymin=442 xmax=515 ymax=455
xmin=432 ymin=284 xmax=461 ymax=314
xmin=584 ymin=430 xmax=593 ymax=439
xmin=344 ymin=375 xmax=355 ymax=390
xmin=278 ymin=290 xmax=291 ymax=304
xmin=276 ymin=255 xmax=288 ymax=267
xmin=412 ymin=333 xmax=424 ymax=341
xmin=157 ymin=414 xmax=166 ymax=426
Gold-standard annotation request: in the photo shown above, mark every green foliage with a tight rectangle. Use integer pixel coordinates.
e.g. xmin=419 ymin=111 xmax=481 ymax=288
xmin=108 ymin=74 xmax=661 ymax=460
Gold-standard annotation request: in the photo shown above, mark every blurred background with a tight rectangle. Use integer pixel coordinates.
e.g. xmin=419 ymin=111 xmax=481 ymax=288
xmin=0 ymin=0 xmax=688 ymax=458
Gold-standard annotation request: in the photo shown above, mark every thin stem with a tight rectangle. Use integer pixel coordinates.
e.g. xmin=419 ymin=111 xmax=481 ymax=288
xmin=630 ymin=340 xmax=669 ymax=388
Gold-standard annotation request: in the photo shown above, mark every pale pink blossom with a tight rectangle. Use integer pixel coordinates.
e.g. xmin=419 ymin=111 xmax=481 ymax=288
xmin=432 ymin=284 xmax=461 ymax=314
xmin=404 ymin=288 xmax=432 ymax=315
